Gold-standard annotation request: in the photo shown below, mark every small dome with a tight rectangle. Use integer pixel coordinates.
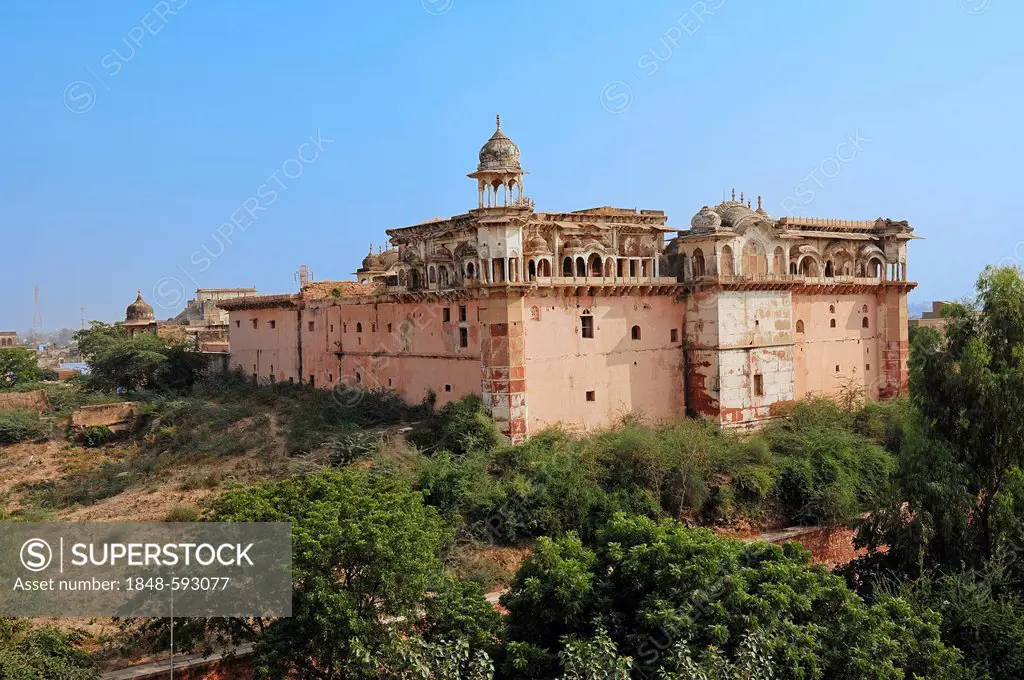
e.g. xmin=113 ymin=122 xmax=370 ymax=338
xmin=361 ymin=253 xmax=380 ymax=270
xmin=477 ymin=115 xmax=522 ymax=173
xmin=690 ymin=205 xmax=722 ymax=232
xmin=126 ymin=290 xmax=155 ymax=322
xmin=526 ymin=234 xmax=551 ymax=254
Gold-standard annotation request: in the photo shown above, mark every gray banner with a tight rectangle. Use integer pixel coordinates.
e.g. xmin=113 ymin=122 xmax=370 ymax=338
xmin=0 ymin=522 xmax=291 ymax=617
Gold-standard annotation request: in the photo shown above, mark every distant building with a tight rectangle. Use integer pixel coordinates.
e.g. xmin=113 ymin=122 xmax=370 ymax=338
xmin=909 ymin=300 xmax=953 ymax=333
xmin=0 ymin=331 xmax=16 ymax=347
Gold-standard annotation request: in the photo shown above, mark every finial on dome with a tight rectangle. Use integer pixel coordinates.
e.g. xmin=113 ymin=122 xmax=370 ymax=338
xmin=757 ymin=195 xmax=762 ymax=210
xmin=496 ymin=114 xmax=501 ymax=129
xmin=136 ymin=289 xmax=141 ymax=297
xmin=731 ymin=188 xmax=736 ymax=201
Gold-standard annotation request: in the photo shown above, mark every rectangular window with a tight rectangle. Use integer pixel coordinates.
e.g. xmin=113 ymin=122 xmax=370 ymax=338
xmin=329 ymin=373 xmax=334 ymax=383
xmin=670 ymin=328 xmax=679 ymax=343
xmin=330 ymin=324 xmax=334 ymax=333
xmin=459 ymin=327 xmax=469 ymax=348
xmin=586 ymin=390 xmax=596 ymax=402
xmin=269 ymin=320 xmax=276 ymax=329
xmin=754 ymin=374 xmax=764 ymax=397
xmin=443 ymin=308 xmax=451 ymax=323
xmin=343 ymin=323 xmax=348 ymax=333
xmin=308 ymin=321 xmax=315 ymax=332
xmin=235 ymin=320 xmax=240 ymax=328
xmin=388 ymin=323 xmax=393 ymax=333
xmin=581 ymin=315 xmax=594 ymax=339
xmin=444 ymin=384 xmax=452 ymax=393
xmin=251 ymin=319 xmax=258 ymax=329
xmin=459 ymin=305 xmax=467 ymax=322
xmin=372 ymin=323 xmax=377 ymax=332
xmin=309 ymin=374 xmax=315 ymax=387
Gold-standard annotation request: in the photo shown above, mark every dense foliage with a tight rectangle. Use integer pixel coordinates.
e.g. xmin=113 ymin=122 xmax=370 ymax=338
xmin=499 ymin=513 xmax=961 ymax=680
xmin=74 ymin=323 xmax=209 ymax=392
xmin=0 ymin=409 xmax=48 ymax=445
xmin=417 ymin=399 xmax=899 ymax=547
xmin=0 ymin=347 xmax=42 ymax=388
xmin=0 ymin=619 xmax=96 ymax=679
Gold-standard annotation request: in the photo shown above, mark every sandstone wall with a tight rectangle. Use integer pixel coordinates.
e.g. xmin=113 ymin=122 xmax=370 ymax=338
xmin=0 ymin=390 xmax=49 ymax=413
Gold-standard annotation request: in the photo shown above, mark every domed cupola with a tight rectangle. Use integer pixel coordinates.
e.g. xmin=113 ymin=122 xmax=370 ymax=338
xmin=468 ymin=115 xmax=529 ymax=209
xmin=125 ymin=290 xmax=155 ymax=322
xmin=477 ymin=115 xmax=522 ymax=173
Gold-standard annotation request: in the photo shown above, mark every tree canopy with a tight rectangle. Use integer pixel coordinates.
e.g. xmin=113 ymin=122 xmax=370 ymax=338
xmin=0 ymin=347 xmax=42 ymax=388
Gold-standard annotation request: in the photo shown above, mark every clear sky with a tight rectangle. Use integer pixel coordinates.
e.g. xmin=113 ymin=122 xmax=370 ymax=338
xmin=0 ymin=0 xmax=1019 ymax=331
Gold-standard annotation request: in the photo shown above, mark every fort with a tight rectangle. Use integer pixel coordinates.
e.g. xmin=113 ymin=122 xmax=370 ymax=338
xmin=218 ymin=117 xmax=916 ymax=442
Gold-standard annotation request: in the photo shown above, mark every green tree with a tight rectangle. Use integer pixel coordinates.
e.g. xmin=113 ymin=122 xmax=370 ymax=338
xmin=501 ymin=514 xmax=963 ymax=680
xmin=0 ymin=347 xmax=41 ymax=387
xmin=206 ymin=469 xmax=455 ymax=679
xmin=74 ymin=323 xmax=207 ymax=392
xmin=0 ymin=619 xmax=96 ymax=679
xmin=855 ymin=266 xmax=1024 ymax=579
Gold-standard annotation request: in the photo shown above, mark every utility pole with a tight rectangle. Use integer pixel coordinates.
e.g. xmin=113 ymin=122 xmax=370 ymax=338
xmin=32 ymin=285 xmax=43 ymax=333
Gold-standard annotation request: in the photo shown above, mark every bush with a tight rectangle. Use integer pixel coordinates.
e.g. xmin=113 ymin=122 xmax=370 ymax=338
xmin=164 ymin=505 xmax=200 ymax=522
xmin=0 ymin=409 xmax=48 ymax=444
xmin=78 ymin=425 xmax=114 ymax=448
xmin=409 ymin=395 xmax=504 ymax=457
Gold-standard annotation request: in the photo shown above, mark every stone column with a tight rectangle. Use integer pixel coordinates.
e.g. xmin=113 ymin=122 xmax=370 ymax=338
xmin=877 ymin=284 xmax=910 ymax=398
xmin=479 ymin=293 xmax=528 ymax=443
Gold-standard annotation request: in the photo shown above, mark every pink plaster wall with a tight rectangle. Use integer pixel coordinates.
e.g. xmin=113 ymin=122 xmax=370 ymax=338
xmin=304 ymin=298 xmax=484 ymax=408
xmin=227 ymin=308 xmax=300 ymax=383
xmin=522 ymin=294 xmax=685 ymax=432
xmin=792 ymin=293 xmax=881 ymax=399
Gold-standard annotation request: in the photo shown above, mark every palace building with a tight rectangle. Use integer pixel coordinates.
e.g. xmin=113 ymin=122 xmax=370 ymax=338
xmin=219 ymin=117 xmax=916 ymax=442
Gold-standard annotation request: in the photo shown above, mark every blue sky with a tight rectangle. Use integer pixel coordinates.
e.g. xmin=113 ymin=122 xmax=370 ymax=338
xmin=0 ymin=0 xmax=1019 ymax=330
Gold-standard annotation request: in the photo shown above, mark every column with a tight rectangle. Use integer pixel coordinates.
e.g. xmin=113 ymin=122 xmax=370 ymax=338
xmin=479 ymin=295 xmax=529 ymax=443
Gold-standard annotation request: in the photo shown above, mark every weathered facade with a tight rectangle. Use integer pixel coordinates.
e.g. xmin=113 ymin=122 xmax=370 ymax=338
xmin=220 ymin=118 xmax=917 ymax=441
xmin=0 ymin=331 xmax=16 ymax=347
xmin=667 ymin=195 xmax=916 ymax=427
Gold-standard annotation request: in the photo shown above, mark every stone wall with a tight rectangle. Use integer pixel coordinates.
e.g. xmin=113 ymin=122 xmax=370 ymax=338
xmin=0 ymin=390 xmax=49 ymax=413
xmin=71 ymin=403 xmax=138 ymax=431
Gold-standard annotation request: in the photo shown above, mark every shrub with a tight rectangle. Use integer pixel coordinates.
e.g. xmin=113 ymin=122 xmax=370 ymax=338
xmin=409 ymin=395 xmax=504 ymax=457
xmin=164 ymin=505 xmax=200 ymax=522
xmin=78 ymin=425 xmax=114 ymax=448
xmin=0 ymin=409 xmax=48 ymax=444
xmin=328 ymin=431 xmax=385 ymax=467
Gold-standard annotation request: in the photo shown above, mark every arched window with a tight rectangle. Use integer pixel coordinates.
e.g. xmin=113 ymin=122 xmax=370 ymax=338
xmin=428 ymin=266 xmax=437 ymax=284
xmin=830 ymin=319 xmax=836 ymax=328
xmin=539 ymin=259 xmax=551 ymax=277
xmin=773 ymin=247 xmax=785 ymax=275
xmin=800 ymin=257 xmax=819 ymax=277
xmin=528 ymin=260 xmax=537 ymax=281
xmin=796 ymin=320 xmax=805 ymax=333
xmin=588 ymin=253 xmax=603 ymax=277
xmin=692 ymin=249 xmax=706 ymax=278
xmin=719 ymin=245 xmax=734 ymax=276
xmin=576 ymin=257 xmax=586 ymax=277
xmin=862 ymin=317 xmax=869 ymax=329
xmin=562 ymin=257 xmax=573 ymax=276
xmin=631 ymin=325 xmax=641 ymax=340
xmin=356 ymin=322 xmax=363 ymax=333
xmin=790 ymin=261 xmax=798 ymax=275
xmin=829 ymin=304 xmax=835 ymax=314
xmin=741 ymin=240 xmax=767 ymax=276
xmin=439 ymin=265 xmax=449 ymax=286
xmin=861 ymin=304 xmax=868 ymax=313
xmin=466 ymin=262 xmax=475 ymax=278
xmin=824 ymin=261 xmax=834 ymax=277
